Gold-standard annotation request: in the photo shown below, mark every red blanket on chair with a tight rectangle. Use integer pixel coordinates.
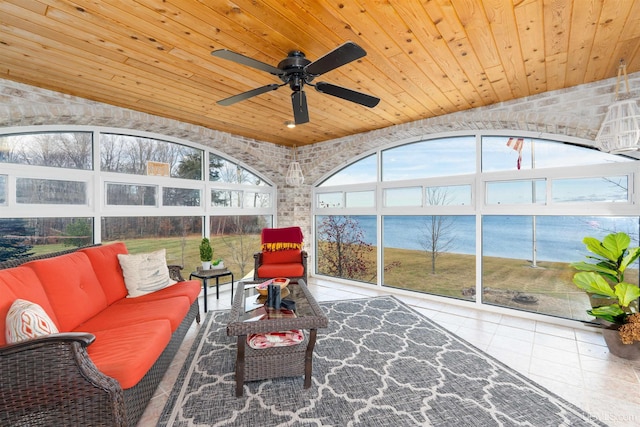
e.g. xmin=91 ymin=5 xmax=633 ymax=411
xmin=261 ymin=227 xmax=303 ymax=252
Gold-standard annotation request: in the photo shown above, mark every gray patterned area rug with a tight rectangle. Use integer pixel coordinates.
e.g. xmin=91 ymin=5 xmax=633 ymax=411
xmin=159 ymin=296 xmax=606 ymax=426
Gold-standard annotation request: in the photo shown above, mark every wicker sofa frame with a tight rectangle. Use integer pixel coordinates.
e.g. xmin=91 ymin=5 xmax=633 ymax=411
xmin=0 ymin=246 xmax=199 ymax=427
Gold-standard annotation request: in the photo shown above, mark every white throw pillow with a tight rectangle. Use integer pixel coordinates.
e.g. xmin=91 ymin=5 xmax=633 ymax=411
xmin=117 ymin=249 xmax=177 ymax=298
xmin=6 ymin=299 xmax=59 ymax=343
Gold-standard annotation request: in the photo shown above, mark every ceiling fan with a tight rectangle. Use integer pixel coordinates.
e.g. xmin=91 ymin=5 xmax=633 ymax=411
xmin=210 ymin=41 xmax=380 ymax=125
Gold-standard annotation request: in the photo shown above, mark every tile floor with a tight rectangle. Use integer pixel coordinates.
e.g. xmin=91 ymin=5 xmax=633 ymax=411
xmin=138 ymin=278 xmax=640 ymax=427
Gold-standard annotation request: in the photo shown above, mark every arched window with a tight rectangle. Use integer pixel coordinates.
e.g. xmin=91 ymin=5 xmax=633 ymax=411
xmin=314 ymin=133 xmax=639 ymax=323
xmin=0 ymin=127 xmax=275 ymax=280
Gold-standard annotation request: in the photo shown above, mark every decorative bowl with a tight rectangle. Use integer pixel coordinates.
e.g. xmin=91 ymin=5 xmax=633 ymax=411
xmin=256 ymin=277 xmax=290 ymax=296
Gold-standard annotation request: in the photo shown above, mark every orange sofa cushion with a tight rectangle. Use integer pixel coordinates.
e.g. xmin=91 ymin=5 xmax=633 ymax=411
xmin=25 ymin=252 xmax=108 ymax=332
xmin=87 ymin=320 xmax=172 ymax=389
xmin=115 ymin=280 xmax=201 ymax=305
xmin=0 ymin=267 xmax=59 ymax=346
xmin=257 ymin=263 xmax=304 ymax=279
xmin=79 ymin=243 xmax=129 ymax=304
xmin=261 ymin=249 xmax=302 ymax=264
xmin=75 ymin=296 xmax=190 ymax=333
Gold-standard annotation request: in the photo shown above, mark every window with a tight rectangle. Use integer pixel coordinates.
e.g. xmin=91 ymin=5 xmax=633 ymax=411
xmin=0 ymin=175 xmax=7 ymax=205
xmin=17 ymin=178 xmax=87 ymax=205
xmin=210 ymin=154 xmax=268 ymax=185
xmin=0 ymin=217 xmax=94 ymax=262
xmin=106 ymin=183 xmax=157 ymax=206
xmin=0 ymin=132 xmax=92 ymax=170
xmin=383 ymin=215 xmax=475 ymax=300
xmin=315 ymin=133 xmax=639 ymax=324
xmin=163 ymin=187 xmax=201 ymax=207
xmin=101 ymin=134 xmax=202 ymax=179
xmin=552 ymin=176 xmax=628 ymax=203
xmin=486 ymin=180 xmax=546 ymax=205
xmin=320 ymin=154 xmax=377 ymax=186
xmin=316 ymin=215 xmax=377 ymax=284
xmin=382 ymin=137 xmax=476 ymax=181
xmin=482 ymin=215 xmax=639 ymax=321
xmin=0 ymin=127 xmax=275 ymax=287
xmin=482 ymin=136 xmax=630 ymax=171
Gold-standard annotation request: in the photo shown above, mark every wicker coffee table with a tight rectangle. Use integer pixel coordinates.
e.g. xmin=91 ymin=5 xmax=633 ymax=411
xmin=227 ymin=279 xmax=328 ymax=397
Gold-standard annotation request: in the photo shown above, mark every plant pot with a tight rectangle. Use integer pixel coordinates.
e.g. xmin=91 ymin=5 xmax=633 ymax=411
xmin=201 ymin=261 xmax=211 ymax=270
xmin=211 ymin=261 xmax=225 ymax=270
xmin=599 ymin=320 xmax=640 ymax=360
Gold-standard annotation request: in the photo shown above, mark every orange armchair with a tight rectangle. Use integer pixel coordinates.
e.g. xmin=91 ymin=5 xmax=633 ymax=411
xmin=253 ymin=227 xmax=308 ymax=283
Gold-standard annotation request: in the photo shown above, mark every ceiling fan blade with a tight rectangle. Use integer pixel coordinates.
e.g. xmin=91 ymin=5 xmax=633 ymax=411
xmin=315 ymin=82 xmax=380 ymax=108
xmin=211 ymin=49 xmax=283 ymax=75
xmin=304 ymin=41 xmax=367 ymax=76
xmin=217 ymin=84 xmax=280 ymax=106
xmin=292 ymin=91 xmax=309 ymax=124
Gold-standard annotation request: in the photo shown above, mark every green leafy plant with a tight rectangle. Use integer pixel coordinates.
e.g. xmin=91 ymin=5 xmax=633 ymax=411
xmin=199 ymin=237 xmax=213 ymax=262
xmin=571 ymin=232 xmax=640 ymax=344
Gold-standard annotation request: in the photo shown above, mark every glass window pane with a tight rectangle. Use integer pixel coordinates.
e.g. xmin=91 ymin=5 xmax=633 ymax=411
xmin=486 ymin=180 xmax=546 ymax=205
xmin=16 ymin=178 xmax=86 ymax=205
xmin=210 ymin=215 xmax=272 ymax=278
xmin=211 ymin=190 xmax=241 ymax=207
xmin=382 ymin=137 xmax=476 ymax=181
xmin=482 ymin=136 xmax=631 ymax=172
xmin=0 ymin=175 xmax=6 ymax=205
xmin=346 ymin=191 xmax=374 ymax=208
xmin=383 ymin=215 xmax=475 ymax=300
xmin=100 ymin=134 xmax=202 ymax=179
xmin=209 ymin=155 xmax=268 ymax=185
xmin=101 ymin=216 xmax=202 ymax=266
xmin=0 ymin=132 xmax=92 ymax=170
xmin=482 ymin=215 xmax=639 ymax=321
xmin=209 ymin=154 xmax=238 ymax=183
xmin=552 ymin=176 xmax=628 ymax=203
xmin=316 ymin=215 xmax=377 ymax=284
xmin=320 ymin=154 xmax=377 ymax=186
xmin=384 ymin=187 xmax=422 ymax=207
xmin=106 ymin=183 xmax=157 ymax=206
xmin=163 ymin=187 xmax=201 ymax=206
xmin=317 ymin=192 xmax=343 ymax=208
xmin=426 ymin=185 xmax=471 ymax=206
xmin=0 ymin=217 xmax=94 ymax=262
xmin=243 ymin=192 xmax=271 ymax=208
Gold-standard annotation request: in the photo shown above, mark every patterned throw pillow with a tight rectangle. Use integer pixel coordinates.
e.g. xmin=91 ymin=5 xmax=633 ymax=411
xmin=5 ymin=299 xmax=59 ymax=343
xmin=117 ymin=248 xmax=177 ymax=298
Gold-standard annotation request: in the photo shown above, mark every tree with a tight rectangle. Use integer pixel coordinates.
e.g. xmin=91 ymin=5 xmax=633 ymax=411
xmin=64 ymin=219 xmax=92 ymax=247
xmin=213 ymin=216 xmax=264 ymax=277
xmin=0 ymin=219 xmax=34 ymax=262
xmin=176 ymin=152 xmax=202 ymax=180
xmin=418 ymin=188 xmax=456 ymax=274
xmin=317 ymin=215 xmax=373 ymax=281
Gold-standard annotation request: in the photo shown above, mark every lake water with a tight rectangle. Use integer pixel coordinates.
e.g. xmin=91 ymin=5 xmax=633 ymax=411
xmin=325 ymin=215 xmax=640 ymax=263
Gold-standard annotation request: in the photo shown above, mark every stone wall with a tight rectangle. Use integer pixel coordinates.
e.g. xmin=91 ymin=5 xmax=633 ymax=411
xmin=2 ymin=73 xmax=639 ymax=243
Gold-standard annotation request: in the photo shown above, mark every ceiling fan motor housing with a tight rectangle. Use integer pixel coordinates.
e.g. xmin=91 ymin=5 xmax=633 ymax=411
xmin=278 ymin=51 xmax=313 ymax=90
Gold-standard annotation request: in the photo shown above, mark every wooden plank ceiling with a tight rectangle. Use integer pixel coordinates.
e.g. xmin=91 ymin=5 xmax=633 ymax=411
xmin=1 ymin=0 xmax=639 ymax=147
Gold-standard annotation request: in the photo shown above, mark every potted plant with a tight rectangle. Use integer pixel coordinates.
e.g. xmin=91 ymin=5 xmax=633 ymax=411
xmin=571 ymin=232 xmax=640 ymax=359
xmin=199 ymin=237 xmax=213 ymax=270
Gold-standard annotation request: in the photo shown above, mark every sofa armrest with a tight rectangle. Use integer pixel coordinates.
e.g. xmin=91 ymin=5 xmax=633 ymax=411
xmin=0 ymin=333 xmax=126 ymax=427
xmin=168 ymin=264 xmax=186 ymax=282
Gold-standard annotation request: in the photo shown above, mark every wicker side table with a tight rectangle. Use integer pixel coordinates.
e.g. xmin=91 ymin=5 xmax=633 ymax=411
xmin=226 ymin=279 xmax=328 ymax=397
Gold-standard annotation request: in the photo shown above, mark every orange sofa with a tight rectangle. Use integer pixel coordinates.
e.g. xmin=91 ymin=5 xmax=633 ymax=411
xmin=0 ymin=243 xmax=201 ymax=427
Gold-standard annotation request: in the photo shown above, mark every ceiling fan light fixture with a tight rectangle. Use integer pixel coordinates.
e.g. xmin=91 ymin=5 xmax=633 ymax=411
xmin=595 ymin=60 xmax=640 ymax=153
xmin=285 ymin=145 xmax=305 ymax=187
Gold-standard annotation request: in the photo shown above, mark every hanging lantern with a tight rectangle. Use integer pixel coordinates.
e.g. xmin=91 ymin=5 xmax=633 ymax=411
xmin=285 ymin=145 xmax=305 ymax=186
xmin=595 ymin=60 xmax=640 ymax=153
